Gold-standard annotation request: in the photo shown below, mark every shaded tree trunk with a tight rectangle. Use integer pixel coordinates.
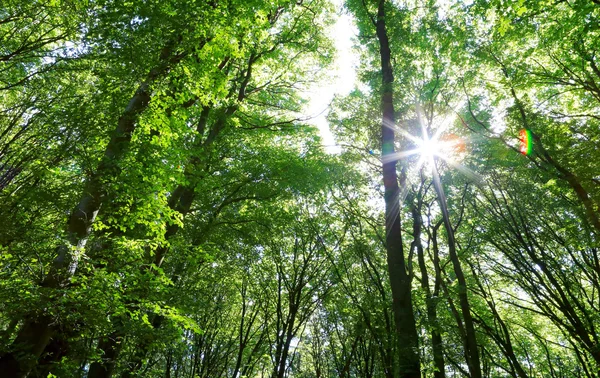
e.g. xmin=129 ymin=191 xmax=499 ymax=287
xmin=0 ymin=36 xmax=186 ymax=378
xmin=374 ymin=0 xmax=421 ymax=376
xmin=430 ymin=160 xmax=481 ymax=378
xmin=413 ymin=201 xmax=445 ymax=378
xmin=91 ymin=51 xmax=255 ymax=378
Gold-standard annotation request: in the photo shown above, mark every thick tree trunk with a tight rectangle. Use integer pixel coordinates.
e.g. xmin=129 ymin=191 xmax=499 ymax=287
xmin=87 ymin=42 xmax=262 ymax=378
xmin=0 ymin=38 xmax=186 ymax=378
xmin=88 ymin=107 xmax=217 ymax=378
xmin=96 ymin=64 xmax=247 ymax=377
xmin=374 ymin=1 xmax=421 ymax=377
xmin=87 ymin=333 xmax=124 ymax=378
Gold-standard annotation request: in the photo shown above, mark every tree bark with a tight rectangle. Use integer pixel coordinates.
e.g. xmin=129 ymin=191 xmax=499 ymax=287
xmin=100 ymin=52 xmax=256 ymax=377
xmin=374 ymin=0 xmax=421 ymax=376
xmin=413 ymin=203 xmax=445 ymax=378
xmin=430 ymin=162 xmax=481 ymax=378
xmin=0 ymin=37 xmax=186 ymax=378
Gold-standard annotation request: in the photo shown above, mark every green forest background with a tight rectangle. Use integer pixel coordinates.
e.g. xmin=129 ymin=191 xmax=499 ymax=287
xmin=1 ymin=0 xmax=599 ymax=377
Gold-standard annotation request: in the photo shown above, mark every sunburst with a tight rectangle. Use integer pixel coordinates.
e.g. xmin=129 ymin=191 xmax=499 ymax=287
xmin=381 ymin=108 xmax=483 ymax=207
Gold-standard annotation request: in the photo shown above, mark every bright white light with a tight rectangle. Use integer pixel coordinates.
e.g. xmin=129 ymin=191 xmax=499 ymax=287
xmin=304 ymin=1 xmax=358 ymax=154
xmin=416 ymin=137 xmax=441 ymax=158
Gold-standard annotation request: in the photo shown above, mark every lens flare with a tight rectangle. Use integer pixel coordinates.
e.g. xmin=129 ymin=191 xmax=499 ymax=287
xmin=519 ymin=129 xmax=533 ymax=155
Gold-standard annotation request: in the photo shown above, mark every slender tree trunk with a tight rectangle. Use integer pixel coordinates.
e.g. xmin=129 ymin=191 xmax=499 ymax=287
xmin=499 ymin=59 xmax=600 ymax=235
xmin=430 ymin=162 xmax=481 ymax=378
xmin=469 ymin=260 xmax=529 ymax=378
xmin=165 ymin=351 xmax=172 ymax=378
xmin=231 ymin=280 xmax=261 ymax=378
xmin=374 ymin=0 xmax=421 ymax=376
xmin=413 ymin=204 xmax=445 ymax=378
xmin=87 ymin=333 xmax=124 ymax=378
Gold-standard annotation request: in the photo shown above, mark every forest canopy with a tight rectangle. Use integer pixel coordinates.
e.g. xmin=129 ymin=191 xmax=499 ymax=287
xmin=0 ymin=0 xmax=599 ymax=377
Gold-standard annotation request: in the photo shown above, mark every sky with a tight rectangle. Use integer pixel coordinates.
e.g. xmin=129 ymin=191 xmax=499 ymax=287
xmin=304 ymin=4 xmax=358 ymax=154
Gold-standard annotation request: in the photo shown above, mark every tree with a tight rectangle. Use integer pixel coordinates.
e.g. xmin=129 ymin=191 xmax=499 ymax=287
xmin=3 ymin=0 xmax=600 ymax=377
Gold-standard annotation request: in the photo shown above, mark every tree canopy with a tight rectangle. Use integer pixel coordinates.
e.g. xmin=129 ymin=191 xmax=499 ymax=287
xmin=1 ymin=0 xmax=599 ymax=377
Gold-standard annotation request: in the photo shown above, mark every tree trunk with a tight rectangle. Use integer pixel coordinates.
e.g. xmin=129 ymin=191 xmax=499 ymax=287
xmin=374 ymin=0 xmax=421 ymax=377
xmin=89 ymin=107 xmax=219 ymax=378
xmin=413 ymin=204 xmax=445 ymax=378
xmin=0 ymin=37 xmax=186 ymax=378
xmin=430 ymin=162 xmax=481 ymax=378
xmin=87 ymin=332 xmax=124 ymax=378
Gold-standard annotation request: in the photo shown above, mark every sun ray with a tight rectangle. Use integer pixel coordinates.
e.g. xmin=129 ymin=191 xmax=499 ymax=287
xmin=435 ymin=154 xmax=484 ymax=186
xmin=381 ymin=148 xmax=422 ymax=163
xmin=412 ymin=104 xmax=485 ymax=187
xmin=396 ymin=127 xmax=424 ymax=145
xmin=430 ymin=114 xmax=454 ymax=142
xmin=380 ymin=104 xmax=486 ymax=215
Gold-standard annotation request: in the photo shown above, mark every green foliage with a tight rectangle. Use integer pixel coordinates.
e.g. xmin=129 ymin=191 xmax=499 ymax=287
xmin=1 ymin=0 xmax=599 ymax=376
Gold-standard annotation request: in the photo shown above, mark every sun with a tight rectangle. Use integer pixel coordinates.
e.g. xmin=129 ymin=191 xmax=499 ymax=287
xmin=416 ymin=136 xmax=441 ymax=158
xmin=415 ymin=132 xmax=467 ymax=161
xmin=384 ymin=126 xmax=464 ymax=165
xmin=380 ymin=113 xmax=481 ymax=190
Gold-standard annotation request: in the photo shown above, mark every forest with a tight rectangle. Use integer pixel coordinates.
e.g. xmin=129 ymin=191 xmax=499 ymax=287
xmin=0 ymin=0 xmax=599 ymax=377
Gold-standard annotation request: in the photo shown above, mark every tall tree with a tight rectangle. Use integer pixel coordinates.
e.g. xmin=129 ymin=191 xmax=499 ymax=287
xmin=371 ymin=0 xmax=421 ymax=375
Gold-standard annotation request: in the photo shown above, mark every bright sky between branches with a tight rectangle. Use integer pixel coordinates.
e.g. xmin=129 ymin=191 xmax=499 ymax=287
xmin=305 ymin=1 xmax=357 ymax=154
